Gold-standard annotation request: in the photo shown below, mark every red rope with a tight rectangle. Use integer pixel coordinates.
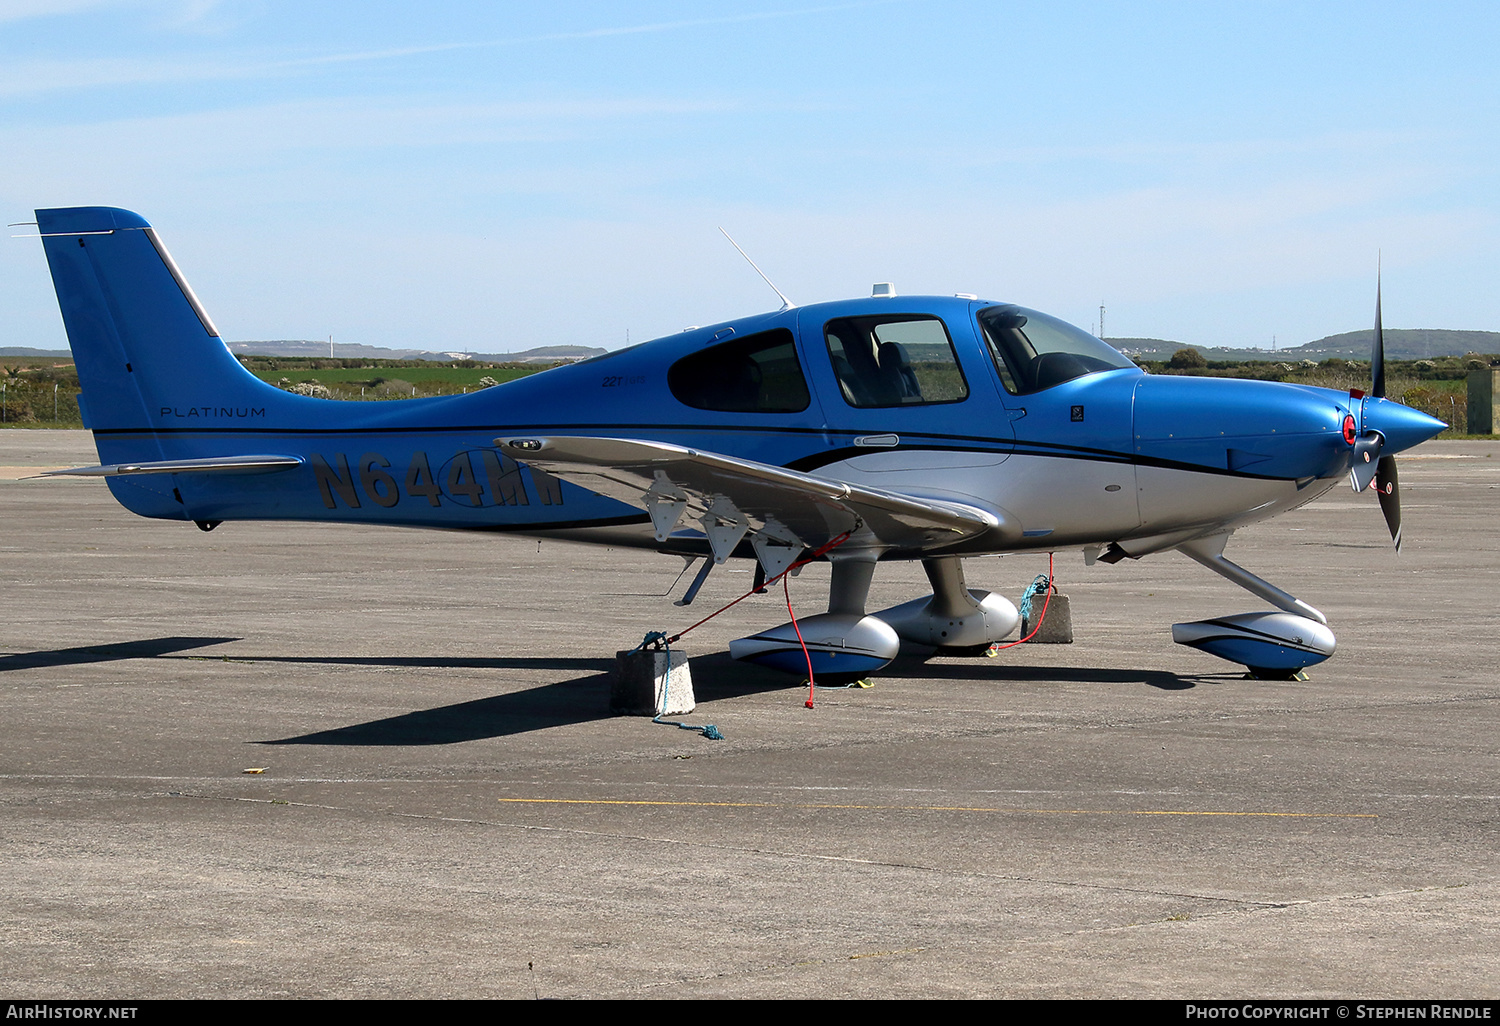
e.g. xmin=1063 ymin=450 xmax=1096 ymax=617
xmin=988 ymin=551 xmax=1055 ymax=651
xmin=783 ymin=574 xmax=817 ymax=708
xmin=665 ymin=529 xmax=855 ymax=645
xmin=664 ymin=536 xmax=1049 ymax=708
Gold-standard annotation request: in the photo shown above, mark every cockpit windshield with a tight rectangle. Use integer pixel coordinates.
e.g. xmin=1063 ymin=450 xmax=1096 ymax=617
xmin=977 ymin=305 xmax=1136 ymax=395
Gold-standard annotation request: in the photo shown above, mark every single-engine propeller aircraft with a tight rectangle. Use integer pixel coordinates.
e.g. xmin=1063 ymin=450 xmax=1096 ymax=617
xmin=31 ymin=206 xmax=1444 ymax=679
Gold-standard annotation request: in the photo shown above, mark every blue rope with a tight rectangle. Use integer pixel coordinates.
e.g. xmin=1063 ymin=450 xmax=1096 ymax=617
xmin=637 ymin=632 xmax=723 ymax=741
xmin=1018 ymin=574 xmax=1051 ymax=625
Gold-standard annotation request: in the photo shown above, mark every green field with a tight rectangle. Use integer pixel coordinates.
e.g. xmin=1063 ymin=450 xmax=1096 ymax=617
xmin=246 ymin=366 xmax=547 ymax=397
xmin=0 ymin=356 xmax=566 ymax=425
xmin=237 ymin=357 xmax=555 ymax=397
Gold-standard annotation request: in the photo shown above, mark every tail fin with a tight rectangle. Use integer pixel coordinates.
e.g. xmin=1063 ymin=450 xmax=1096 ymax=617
xmin=36 ymin=206 xmax=282 ymax=435
xmin=37 ymin=207 xmax=297 ymax=519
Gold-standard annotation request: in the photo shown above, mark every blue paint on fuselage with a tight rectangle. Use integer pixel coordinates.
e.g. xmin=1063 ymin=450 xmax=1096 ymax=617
xmin=1132 ymin=376 xmax=1355 ymax=481
xmin=38 ymin=206 xmax=1444 ymax=548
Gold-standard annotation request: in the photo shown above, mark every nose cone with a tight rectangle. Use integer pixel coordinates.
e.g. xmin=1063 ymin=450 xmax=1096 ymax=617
xmin=1363 ymin=397 xmax=1446 ymax=454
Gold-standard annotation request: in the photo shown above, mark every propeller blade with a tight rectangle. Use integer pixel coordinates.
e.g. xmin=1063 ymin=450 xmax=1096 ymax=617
xmin=1375 ymin=455 xmax=1401 ymax=552
xmin=1371 ymin=259 xmax=1386 ymax=399
xmin=1349 ymin=430 xmax=1384 ymax=492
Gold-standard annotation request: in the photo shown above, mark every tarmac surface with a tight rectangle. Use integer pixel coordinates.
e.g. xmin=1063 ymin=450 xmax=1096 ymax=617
xmin=0 ymin=429 xmax=1496 ymax=999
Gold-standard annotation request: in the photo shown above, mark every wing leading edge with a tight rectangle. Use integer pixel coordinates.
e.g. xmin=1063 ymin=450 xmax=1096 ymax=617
xmin=496 ymin=436 xmax=1010 ymax=572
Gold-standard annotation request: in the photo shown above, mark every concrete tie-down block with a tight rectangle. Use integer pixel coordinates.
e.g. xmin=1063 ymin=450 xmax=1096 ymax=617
xmin=612 ymin=647 xmax=695 ymax=715
xmin=1021 ymin=590 xmax=1073 ymax=644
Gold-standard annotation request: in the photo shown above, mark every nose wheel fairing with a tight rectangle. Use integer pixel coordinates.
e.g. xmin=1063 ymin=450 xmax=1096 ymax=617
xmin=1170 ymin=534 xmax=1336 ymax=675
xmin=1173 ymin=611 xmax=1336 ymax=676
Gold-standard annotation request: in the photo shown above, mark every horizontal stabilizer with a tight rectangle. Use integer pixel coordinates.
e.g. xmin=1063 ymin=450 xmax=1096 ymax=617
xmin=496 ymin=436 xmax=1006 ymax=556
xmin=44 ymin=455 xmax=305 ymax=477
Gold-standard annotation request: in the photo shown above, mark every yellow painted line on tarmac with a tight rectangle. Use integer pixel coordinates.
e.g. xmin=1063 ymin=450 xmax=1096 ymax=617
xmin=498 ymin=798 xmax=1375 ymax=818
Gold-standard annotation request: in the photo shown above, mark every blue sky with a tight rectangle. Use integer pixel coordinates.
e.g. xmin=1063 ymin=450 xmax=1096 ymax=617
xmin=3 ymin=1 xmax=1497 ymax=352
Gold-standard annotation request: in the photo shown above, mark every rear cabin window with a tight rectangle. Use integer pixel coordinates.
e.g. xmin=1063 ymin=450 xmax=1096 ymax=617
xmin=667 ymin=328 xmax=811 ymax=413
xmin=823 ymin=314 xmax=969 ymax=408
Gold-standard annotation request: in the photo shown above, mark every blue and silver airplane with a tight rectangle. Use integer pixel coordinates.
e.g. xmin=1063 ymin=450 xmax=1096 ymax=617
xmin=32 ymin=206 xmax=1445 ymax=680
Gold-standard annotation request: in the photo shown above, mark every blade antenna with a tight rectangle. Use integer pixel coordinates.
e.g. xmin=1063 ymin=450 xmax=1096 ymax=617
xmin=719 ymin=227 xmax=794 ymax=311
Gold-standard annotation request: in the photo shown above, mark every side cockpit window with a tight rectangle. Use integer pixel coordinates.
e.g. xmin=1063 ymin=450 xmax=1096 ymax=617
xmin=667 ymin=328 xmax=810 ymax=413
xmin=823 ymin=314 xmax=968 ymax=408
xmin=977 ymin=305 xmax=1135 ymax=395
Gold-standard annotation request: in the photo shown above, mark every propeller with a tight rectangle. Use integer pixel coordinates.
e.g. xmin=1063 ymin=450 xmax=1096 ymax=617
xmin=1374 ymin=455 xmax=1401 ymax=552
xmin=1347 ymin=259 xmax=1431 ymax=553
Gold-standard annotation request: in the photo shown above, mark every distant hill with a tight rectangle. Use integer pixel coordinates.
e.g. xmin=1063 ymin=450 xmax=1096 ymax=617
xmin=489 ymin=345 xmax=612 ymax=364
xmin=5 ymin=339 xmax=607 ymax=364
xmin=223 ymin=340 xmax=608 ymax=363
xmin=1274 ymin=328 xmax=1500 ymax=360
xmin=1109 ymin=337 xmax=1289 ymax=361
xmin=1107 ymin=337 xmax=1189 ymax=356
xmin=13 ymin=329 xmax=1497 ymax=367
xmin=0 ymin=348 xmax=71 ymax=359
xmin=1117 ymin=329 xmax=1500 ymax=362
xmin=224 ymin=339 xmax=448 ymax=360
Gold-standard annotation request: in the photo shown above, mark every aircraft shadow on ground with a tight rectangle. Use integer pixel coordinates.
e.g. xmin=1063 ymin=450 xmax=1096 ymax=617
xmin=0 ymin=636 xmax=1213 ymax=745
xmin=666 ymin=651 xmax=1213 ymax=694
xmin=883 ymin=654 xmax=1213 ymax=691
xmin=0 ymin=636 xmax=238 ymax=672
xmin=234 ymin=654 xmax=619 ymax=672
xmin=259 ymin=651 xmax=1218 ymax=747
xmin=262 ymin=671 xmax=620 ymax=746
xmin=260 ymin=652 xmax=799 ymax=746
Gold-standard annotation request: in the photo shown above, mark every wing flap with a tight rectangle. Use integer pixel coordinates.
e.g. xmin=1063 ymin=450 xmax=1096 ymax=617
xmin=496 ymin=436 xmax=1006 ymax=557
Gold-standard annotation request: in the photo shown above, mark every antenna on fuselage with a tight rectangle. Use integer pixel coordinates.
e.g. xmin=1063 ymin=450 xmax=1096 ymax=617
xmin=718 ymin=227 xmax=794 ymax=311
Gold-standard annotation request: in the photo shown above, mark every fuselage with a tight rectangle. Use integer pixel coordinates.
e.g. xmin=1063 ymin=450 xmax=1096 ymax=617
xmin=90 ymin=291 xmax=1397 ymax=559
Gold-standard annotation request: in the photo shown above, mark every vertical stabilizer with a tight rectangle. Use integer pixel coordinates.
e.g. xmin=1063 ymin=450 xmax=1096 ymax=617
xmin=37 ymin=207 xmax=296 ymax=519
xmin=36 ymin=206 xmax=282 ymax=434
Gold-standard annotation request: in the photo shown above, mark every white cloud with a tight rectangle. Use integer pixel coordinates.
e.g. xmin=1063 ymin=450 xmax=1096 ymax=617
xmin=0 ymin=0 xmax=221 ymax=25
xmin=0 ymin=0 xmax=123 ymax=21
xmin=0 ymin=1 xmax=898 ymax=97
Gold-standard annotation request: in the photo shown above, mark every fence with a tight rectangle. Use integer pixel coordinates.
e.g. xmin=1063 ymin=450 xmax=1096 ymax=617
xmin=0 ymin=383 xmax=83 ymax=426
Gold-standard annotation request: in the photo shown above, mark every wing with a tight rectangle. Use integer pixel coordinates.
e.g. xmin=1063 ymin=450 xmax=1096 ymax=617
xmin=496 ymin=436 xmax=1009 ymax=573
